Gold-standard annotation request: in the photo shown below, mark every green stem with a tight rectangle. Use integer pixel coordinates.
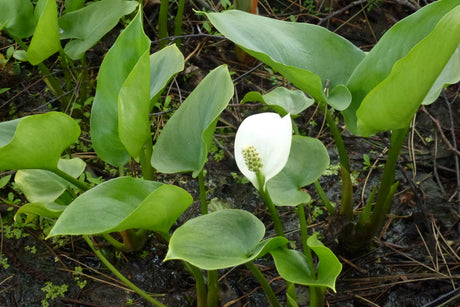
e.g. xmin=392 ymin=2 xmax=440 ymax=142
xmin=198 ymin=170 xmax=208 ymax=215
xmin=51 ymin=168 xmax=90 ymax=192
xmin=173 ymin=0 xmax=186 ymax=46
xmin=320 ymin=103 xmax=350 ymax=171
xmin=207 ymin=270 xmax=219 ymax=307
xmin=183 ymin=262 xmax=207 ymax=307
xmin=58 ymin=49 xmax=72 ymax=93
xmin=119 ymin=229 xmax=146 ymax=252
xmin=245 ymin=262 xmax=281 ymax=307
xmin=102 ymin=233 xmax=126 ymax=251
xmin=256 ymin=171 xmax=284 ymax=236
xmin=82 ymin=235 xmax=167 ymax=307
xmin=158 ymin=0 xmax=169 ymax=49
xmin=139 ymin=137 xmax=154 ymax=181
xmin=297 ymin=204 xmax=314 ymax=269
xmin=160 ymin=232 xmax=207 ymax=307
xmin=79 ymin=56 xmax=89 ymax=106
xmin=309 ymin=286 xmax=325 ymax=307
xmin=319 ymin=102 xmax=353 ymax=219
xmin=368 ymin=128 xmax=408 ymax=234
xmin=119 ymin=166 xmax=125 ymax=177
xmin=339 ymin=165 xmax=354 ymax=219
xmin=298 ymin=204 xmax=324 ymax=307
xmin=313 ymin=180 xmax=335 ymax=213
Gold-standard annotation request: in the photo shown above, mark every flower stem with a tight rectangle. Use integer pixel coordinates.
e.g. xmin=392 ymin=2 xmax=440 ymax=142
xmin=256 ymin=171 xmax=284 ymax=236
xmin=82 ymin=235 xmax=167 ymax=307
xmin=245 ymin=262 xmax=281 ymax=307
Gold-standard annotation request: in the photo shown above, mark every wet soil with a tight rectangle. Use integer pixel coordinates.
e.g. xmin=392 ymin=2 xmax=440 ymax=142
xmin=1 ymin=1 xmax=460 ymax=306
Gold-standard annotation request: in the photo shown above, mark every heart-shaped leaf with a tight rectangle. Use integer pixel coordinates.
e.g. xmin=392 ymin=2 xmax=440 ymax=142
xmin=270 ymin=233 xmax=341 ymax=291
xmin=90 ymin=8 xmax=150 ymax=166
xmin=242 ymin=87 xmax=314 ymax=116
xmin=15 ymin=158 xmax=86 ymax=203
xmin=206 ymin=10 xmax=365 ymax=109
xmin=267 ymin=136 xmax=329 ymax=206
xmin=59 ymin=0 xmax=138 ymax=60
xmin=343 ymin=0 xmax=460 ymax=135
xmin=165 ymin=209 xmax=288 ymax=270
xmin=151 ymin=65 xmax=234 ymax=177
xmin=48 ymin=177 xmax=192 ymax=237
xmin=27 ymin=0 xmax=61 ymax=65
xmin=0 ymin=0 xmax=35 ymax=38
xmin=0 ymin=112 xmax=80 ymax=171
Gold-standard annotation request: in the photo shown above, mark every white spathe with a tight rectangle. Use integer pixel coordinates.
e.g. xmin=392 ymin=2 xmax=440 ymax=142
xmin=234 ymin=112 xmax=292 ymax=191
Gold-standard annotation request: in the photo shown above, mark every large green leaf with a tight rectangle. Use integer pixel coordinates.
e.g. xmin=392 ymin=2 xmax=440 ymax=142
xmin=149 ymin=44 xmax=185 ymax=103
xmin=15 ymin=158 xmax=86 ymax=203
xmin=206 ymin=10 xmax=365 ymax=110
xmin=267 ymin=136 xmax=329 ymax=206
xmin=118 ymin=48 xmax=151 ymax=159
xmin=356 ymin=5 xmax=460 ymax=136
xmin=48 ymin=177 xmax=192 ymax=237
xmin=242 ymin=87 xmax=314 ymax=116
xmin=343 ymin=0 xmax=460 ymax=135
xmin=90 ymin=9 xmax=150 ymax=166
xmin=0 ymin=0 xmax=35 ymax=38
xmin=59 ymin=0 xmax=138 ymax=60
xmin=27 ymin=0 xmax=61 ymax=65
xmin=0 ymin=112 xmax=80 ymax=171
xmin=165 ymin=209 xmax=288 ymax=270
xmin=151 ymin=65 xmax=234 ymax=177
xmin=270 ymin=233 xmax=341 ymax=291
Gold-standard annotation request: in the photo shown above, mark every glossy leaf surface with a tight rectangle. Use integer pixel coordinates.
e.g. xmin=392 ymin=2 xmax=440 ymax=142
xmin=15 ymin=158 xmax=86 ymax=203
xmin=149 ymin=44 xmax=184 ymax=103
xmin=49 ymin=177 xmax=192 ymax=237
xmin=59 ymin=0 xmax=138 ymax=60
xmin=0 ymin=0 xmax=35 ymax=38
xmin=151 ymin=65 xmax=234 ymax=177
xmin=206 ymin=10 xmax=365 ymax=109
xmin=91 ymin=9 xmax=150 ymax=166
xmin=267 ymin=136 xmax=329 ymax=206
xmin=242 ymin=87 xmax=314 ymax=116
xmin=344 ymin=0 xmax=460 ymax=135
xmin=27 ymin=0 xmax=61 ymax=65
xmin=0 ymin=112 xmax=80 ymax=171
xmin=165 ymin=209 xmax=288 ymax=270
xmin=270 ymin=233 xmax=341 ymax=291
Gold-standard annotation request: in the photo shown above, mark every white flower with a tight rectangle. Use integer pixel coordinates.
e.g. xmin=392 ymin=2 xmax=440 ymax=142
xmin=234 ymin=112 xmax=292 ymax=191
